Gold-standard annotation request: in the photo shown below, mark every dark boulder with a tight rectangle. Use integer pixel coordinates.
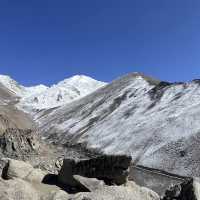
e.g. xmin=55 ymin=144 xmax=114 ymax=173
xmin=162 ymin=177 xmax=200 ymax=200
xmin=58 ymin=155 xmax=132 ymax=187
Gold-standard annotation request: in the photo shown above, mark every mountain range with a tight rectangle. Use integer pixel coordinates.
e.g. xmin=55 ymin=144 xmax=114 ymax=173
xmin=1 ymin=72 xmax=200 ymax=178
xmin=1 ymin=72 xmax=200 ymax=199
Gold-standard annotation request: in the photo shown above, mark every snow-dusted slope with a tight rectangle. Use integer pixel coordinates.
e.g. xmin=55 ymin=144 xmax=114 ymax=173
xmin=0 ymin=75 xmax=48 ymax=97
xmin=0 ymin=75 xmax=106 ymax=111
xmin=18 ymin=75 xmax=106 ymax=111
xmin=0 ymin=77 xmax=34 ymax=131
xmin=36 ymin=73 xmax=200 ymax=177
xmin=0 ymin=75 xmax=26 ymax=96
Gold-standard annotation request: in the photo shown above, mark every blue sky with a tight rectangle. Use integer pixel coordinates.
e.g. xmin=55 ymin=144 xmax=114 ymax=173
xmin=0 ymin=0 xmax=200 ymax=85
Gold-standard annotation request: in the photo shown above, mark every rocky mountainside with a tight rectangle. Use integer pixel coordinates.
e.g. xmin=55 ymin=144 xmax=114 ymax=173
xmin=29 ymin=72 xmax=200 ymax=178
xmin=0 ymin=74 xmax=107 ymax=173
xmin=0 ymin=79 xmax=40 ymax=176
xmin=0 ymin=79 xmax=35 ymax=140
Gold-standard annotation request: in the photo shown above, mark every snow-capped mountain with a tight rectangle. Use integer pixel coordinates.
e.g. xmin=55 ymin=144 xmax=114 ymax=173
xmin=0 ymin=74 xmax=106 ymax=111
xmin=35 ymin=73 xmax=200 ymax=177
xmin=18 ymin=75 xmax=106 ymax=111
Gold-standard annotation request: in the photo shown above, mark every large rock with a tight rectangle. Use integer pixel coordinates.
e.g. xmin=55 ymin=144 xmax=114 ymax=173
xmin=69 ymin=180 xmax=160 ymax=200
xmin=0 ymin=178 xmax=40 ymax=200
xmin=0 ymin=159 xmax=69 ymax=199
xmin=58 ymin=155 xmax=132 ymax=187
xmin=4 ymin=159 xmax=46 ymax=183
xmin=0 ymin=177 xmax=66 ymax=200
xmin=161 ymin=177 xmax=200 ymax=200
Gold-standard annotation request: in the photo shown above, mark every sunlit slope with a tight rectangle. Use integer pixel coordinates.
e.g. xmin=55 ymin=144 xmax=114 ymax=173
xmin=36 ymin=73 xmax=200 ymax=177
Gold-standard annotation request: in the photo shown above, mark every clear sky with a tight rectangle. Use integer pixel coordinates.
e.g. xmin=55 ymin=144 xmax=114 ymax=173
xmin=0 ymin=0 xmax=200 ymax=86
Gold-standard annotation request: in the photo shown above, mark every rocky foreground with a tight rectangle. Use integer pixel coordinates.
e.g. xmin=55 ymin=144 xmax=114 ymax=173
xmin=0 ymin=155 xmax=160 ymax=200
xmin=0 ymin=155 xmax=200 ymax=200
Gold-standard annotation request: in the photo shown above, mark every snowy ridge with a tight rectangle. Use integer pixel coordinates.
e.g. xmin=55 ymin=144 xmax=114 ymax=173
xmin=0 ymin=75 xmax=48 ymax=97
xmin=0 ymin=75 xmax=26 ymax=96
xmin=0 ymin=74 xmax=106 ymax=111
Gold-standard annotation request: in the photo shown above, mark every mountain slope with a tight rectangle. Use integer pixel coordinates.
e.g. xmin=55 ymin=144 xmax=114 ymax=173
xmin=35 ymin=73 xmax=200 ymax=177
xmin=0 ymin=81 xmax=33 ymax=130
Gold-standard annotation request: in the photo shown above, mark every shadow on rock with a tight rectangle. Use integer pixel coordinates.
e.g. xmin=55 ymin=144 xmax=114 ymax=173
xmin=42 ymin=173 xmax=90 ymax=194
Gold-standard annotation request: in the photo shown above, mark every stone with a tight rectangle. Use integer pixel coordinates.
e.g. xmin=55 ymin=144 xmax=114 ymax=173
xmin=0 ymin=178 xmax=40 ymax=200
xmin=161 ymin=177 xmax=200 ymax=200
xmin=58 ymin=155 xmax=132 ymax=187
xmin=6 ymin=159 xmax=34 ymax=179
xmin=4 ymin=159 xmax=46 ymax=183
xmin=0 ymin=157 xmax=9 ymax=178
xmin=26 ymin=168 xmax=46 ymax=183
xmin=73 ymin=175 xmax=105 ymax=191
xmin=69 ymin=180 xmax=159 ymax=200
xmin=40 ymin=190 xmax=69 ymax=200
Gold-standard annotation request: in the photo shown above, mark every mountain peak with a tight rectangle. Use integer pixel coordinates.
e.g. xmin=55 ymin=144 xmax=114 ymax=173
xmin=0 ymin=74 xmax=18 ymax=86
xmin=17 ymin=74 xmax=107 ymax=111
xmin=57 ymin=75 xmax=105 ymax=86
xmin=128 ymin=72 xmax=161 ymax=85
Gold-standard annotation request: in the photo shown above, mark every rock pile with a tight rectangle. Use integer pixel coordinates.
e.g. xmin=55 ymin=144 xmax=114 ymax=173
xmin=0 ymin=156 xmax=160 ymax=200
